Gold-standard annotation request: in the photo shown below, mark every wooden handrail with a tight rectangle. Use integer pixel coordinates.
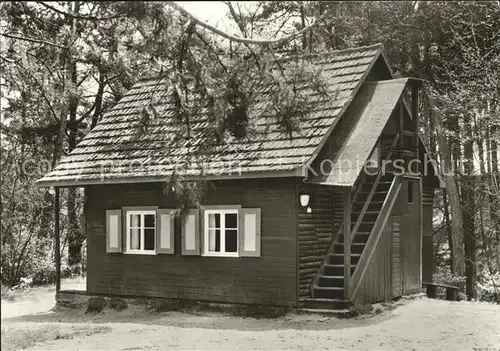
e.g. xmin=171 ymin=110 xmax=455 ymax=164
xmin=350 ymin=132 xmax=400 ymax=242
xmin=349 ymin=174 xmax=402 ymax=299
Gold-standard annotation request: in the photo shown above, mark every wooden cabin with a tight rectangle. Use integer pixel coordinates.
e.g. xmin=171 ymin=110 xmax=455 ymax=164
xmin=38 ymin=44 xmax=444 ymax=310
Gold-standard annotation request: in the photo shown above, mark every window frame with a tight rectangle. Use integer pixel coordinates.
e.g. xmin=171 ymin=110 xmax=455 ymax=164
xmin=203 ymin=209 xmax=239 ymax=257
xmin=125 ymin=209 xmax=157 ymax=255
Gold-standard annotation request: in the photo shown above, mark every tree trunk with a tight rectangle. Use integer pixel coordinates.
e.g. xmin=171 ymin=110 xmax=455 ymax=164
xmin=426 ymin=90 xmax=465 ymax=280
xmin=489 ymin=122 xmax=500 ymax=271
xmin=65 ymin=1 xmax=84 ymax=268
xmin=463 ymin=114 xmax=476 ymax=300
xmin=442 ymin=188 xmax=454 ymax=273
xmin=90 ymin=71 xmax=105 ymax=130
xmin=67 ymin=59 xmax=81 ymax=267
xmin=300 ymin=2 xmax=307 ymax=50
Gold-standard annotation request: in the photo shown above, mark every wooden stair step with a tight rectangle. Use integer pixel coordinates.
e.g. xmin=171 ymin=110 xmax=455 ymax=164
xmin=354 ymin=200 xmax=384 ymax=205
xmin=299 ymin=308 xmax=353 ymax=317
xmin=318 ymin=275 xmax=344 ymax=287
xmin=352 ymin=211 xmax=380 ymax=215
xmin=333 ymin=243 xmax=365 ymax=254
xmin=299 ymin=298 xmax=353 ymax=310
xmin=323 ymin=264 xmax=356 ymax=276
xmin=313 ymin=285 xmax=345 ymax=299
xmin=328 ymin=253 xmax=361 ymax=265
xmin=357 ymin=190 xmax=388 ymax=195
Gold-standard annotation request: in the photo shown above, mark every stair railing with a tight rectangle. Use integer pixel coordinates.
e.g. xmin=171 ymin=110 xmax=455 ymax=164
xmin=350 ymin=132 xmax=400 ymax=242
xmin=310 ymin=132 xmax=401 ymax=298
xmin=310 ymin=222 xmax=343 ymax=297
xmin=349 ymin=174 xmax=402 ymax=300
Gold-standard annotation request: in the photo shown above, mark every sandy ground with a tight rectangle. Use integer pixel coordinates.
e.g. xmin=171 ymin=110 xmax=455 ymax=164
xmin=2 ymin=279 xmax=500 ymax=350
xmin=1 ymin=277 xmax=85 ymax=319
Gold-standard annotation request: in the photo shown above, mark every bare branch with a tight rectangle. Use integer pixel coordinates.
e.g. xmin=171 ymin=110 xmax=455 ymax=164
xmin=37 ymin=1 xmax=122 ymax=21
xmin=0 ymin=55 xmax=16 ymax=64
xmin=170 ymin=2 xmax=325 ymax=46
xmin=1 ymin=33 xmax=67 ymax=49
xmin=224 ymin=2 xmax=261 ymax=68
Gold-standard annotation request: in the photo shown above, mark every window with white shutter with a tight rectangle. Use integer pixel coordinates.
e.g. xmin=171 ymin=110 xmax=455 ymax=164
xmin=182 ymin=209 xmax=200 ymax=255
xmin=239 ymin=208 xmax=261 ymax=257
xmin=106 ymin=209 xmax=122 ymax=253
xmin=156 ymin=209 xmax=175 ymax=254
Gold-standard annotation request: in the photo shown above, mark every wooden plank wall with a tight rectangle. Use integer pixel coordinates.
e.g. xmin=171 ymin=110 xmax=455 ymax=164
xmin=422 ymin=177 xmax=435 ymax=282
xmin=401 ymin=178 xmax=423 ymax=293
xmin=86 ymin=178 xmax=298 ymax=306
xmin=297 ymin=184 xmax=343 ymax=298
xmin=355 ymin=218 xmax=394 ymax=302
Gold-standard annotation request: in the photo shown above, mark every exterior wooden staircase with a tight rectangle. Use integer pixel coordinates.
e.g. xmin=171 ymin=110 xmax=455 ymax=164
xmin=312 ymin=174 xmax=394 ymax=300
xmin=301 ymin=133 xmax=403 ymax=311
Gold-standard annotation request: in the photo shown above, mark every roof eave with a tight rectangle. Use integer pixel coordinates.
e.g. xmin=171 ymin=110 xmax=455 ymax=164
xmin=35 ymin=167 xmax=306 ymax=188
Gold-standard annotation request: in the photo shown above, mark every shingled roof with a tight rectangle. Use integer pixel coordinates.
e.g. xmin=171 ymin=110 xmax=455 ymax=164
xmin=37 ymin=44 xmax=385 ymax=187
xmin=310 ymin=78 xmax=409 ymax=186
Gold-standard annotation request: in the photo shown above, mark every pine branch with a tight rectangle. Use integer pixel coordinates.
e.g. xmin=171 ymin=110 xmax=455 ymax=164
xmin=37 ymin=1 xmax=122 ymax=21
xmin=1 ymin=33 xmax=67 ymax=49
xmin=170 ymin=2 xmax=325 ymax=46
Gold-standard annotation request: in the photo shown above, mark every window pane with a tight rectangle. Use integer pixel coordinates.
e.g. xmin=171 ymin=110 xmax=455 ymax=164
xmin=144 ymin=214 xmax=155 ymax=228
xmin=208 ymin=229 xmax=221 ymax=252
xmin=130 ymin=228 xmax=140 ymax=250
xmin=144 ymin=228 xmax=155 ymax=250
xmin=225 ymin=229 xmax=238 ymax=252
xmin=130 ymin=214 xmax=141 ymax=227
xmin=208 ymin=213 xmax=220 ymax=228
xmin=225 ymin=213 xmax=237 ymax=229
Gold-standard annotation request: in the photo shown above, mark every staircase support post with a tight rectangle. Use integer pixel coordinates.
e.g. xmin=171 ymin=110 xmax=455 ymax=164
xmin=343 ymin=189 xmax=352 ymax=299
xmin=412 ymin=82 xmax=420 ymax=174
xmin=54 ymin=187 xmax=61 ymax=292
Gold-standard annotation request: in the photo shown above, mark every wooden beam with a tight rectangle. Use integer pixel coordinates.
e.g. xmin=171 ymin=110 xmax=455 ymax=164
xmin=402 ymin=130 xmax=416 ymax=137
xmin=350 ymin=175 xmax=403 ymax=299
xmin=399 ymin=99 xmax=405 ymax=171
xmin=343 ymin=189 xmax=352 ymax=299
xmin=54 ymin=187 xmax=61 ymax=292
xmin=412 ymin=84 xmax=420 ymax=174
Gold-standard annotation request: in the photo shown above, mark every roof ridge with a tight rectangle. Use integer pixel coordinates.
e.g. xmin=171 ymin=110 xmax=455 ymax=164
xmin=275 ymin=43 xmax=384 ymax=63
xmin=133 ymin=43 xmax=385 ymax=84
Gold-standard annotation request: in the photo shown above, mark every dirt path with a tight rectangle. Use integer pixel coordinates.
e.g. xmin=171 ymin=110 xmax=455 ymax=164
xmin=2 ymin=296 xmax=499 ymax=350
xmin=1 ymin=277 xmax=85 ymax=320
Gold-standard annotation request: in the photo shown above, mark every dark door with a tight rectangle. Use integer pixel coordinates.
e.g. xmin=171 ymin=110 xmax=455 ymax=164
xmin=401 ymin=178 xmax=422 ymax=293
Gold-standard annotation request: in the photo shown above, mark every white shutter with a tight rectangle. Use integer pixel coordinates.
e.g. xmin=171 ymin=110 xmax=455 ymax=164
xmin=239 ymin=208 xmax=261 ymax=257
xmin=156 ymin=209 xmax=175 ymax=254
xmin=106 ymin=209 xmax=122 ymax=253
xmin=182 ymin=209 xmax=200 ymax=255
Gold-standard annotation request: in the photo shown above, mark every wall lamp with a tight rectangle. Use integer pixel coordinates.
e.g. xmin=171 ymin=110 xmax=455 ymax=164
xmin=299 ymin=193 xmax=310 ymax=207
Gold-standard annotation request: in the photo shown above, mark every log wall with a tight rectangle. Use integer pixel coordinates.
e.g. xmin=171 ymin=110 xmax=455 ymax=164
xmin=297 ymin=183 xmax=343 ymax=298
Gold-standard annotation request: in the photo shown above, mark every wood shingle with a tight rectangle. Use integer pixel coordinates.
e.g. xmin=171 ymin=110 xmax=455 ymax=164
xmin=37 ymin=44 xmax=384 ymax=187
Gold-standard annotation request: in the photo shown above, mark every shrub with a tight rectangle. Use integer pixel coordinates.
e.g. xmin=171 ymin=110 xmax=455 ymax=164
xmin=147 ymin=299 xmax=177 ymax=312
xmin=108 ymin=298 xmax=128 ymax=311
xmin=232 ymin=304 xmax=290 ymax=319
xmin=457 ymin=292 xmax=467 ymax=301
xmin=476 ymin=271 xmax=500 ymax=303
xmin=349 ymin=302 xmax=373 ymax=317
xmin=31 ymin=267 xmax=57 ymax=286
xmin=432 ymin=270 xmax=466 ymax=287
xmin=86 ymin=297 xmax=106 ymax=313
